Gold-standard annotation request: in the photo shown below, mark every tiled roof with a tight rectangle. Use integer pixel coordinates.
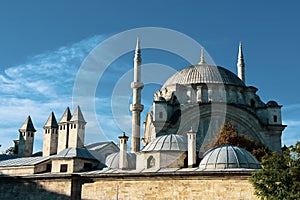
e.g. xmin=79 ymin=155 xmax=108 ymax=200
xmin=0 ymin=156 xmax=50 ymax=167
xmin=53 ymin=148 xmax=97 ymax=161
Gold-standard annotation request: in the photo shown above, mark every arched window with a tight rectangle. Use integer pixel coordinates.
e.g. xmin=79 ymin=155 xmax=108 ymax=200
xmin=250 ymin=99 xmax=255 ymax=108
xmin=147 ymin=156 xmax=156 ymax=169
xmin=273 ymin=115 xmax=278 ymax=123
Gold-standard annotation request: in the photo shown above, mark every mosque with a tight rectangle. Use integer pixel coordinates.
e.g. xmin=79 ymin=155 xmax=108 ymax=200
xmin=0 ymin=38 xmax=286 ymax=199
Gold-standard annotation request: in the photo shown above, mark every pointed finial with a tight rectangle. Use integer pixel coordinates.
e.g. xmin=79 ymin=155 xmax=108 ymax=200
xmin=136 ymin=36 xmax=140 ymax=50
xmin=199 ymin=48 xmax=206 ymax=64
xmin=238 ymin=41 xmax=244 ymax=61
xmin=119 ymin=131 xmax=129 ymax=139
xmin=237 ymin=41 xmax=245 ymax=82
xmin=134 ymin=36 xmax=141 ymax=62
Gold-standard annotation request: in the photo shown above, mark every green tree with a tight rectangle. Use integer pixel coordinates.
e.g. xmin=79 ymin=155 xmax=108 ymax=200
xmin=250 ymin=141 xmax=300 ymax=200
xmin=209 ymin=122 xmax=268 ymax=161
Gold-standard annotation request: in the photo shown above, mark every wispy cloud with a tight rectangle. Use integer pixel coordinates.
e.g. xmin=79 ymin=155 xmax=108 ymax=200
xmin=0 ymin=35 xmax=107 ymax=152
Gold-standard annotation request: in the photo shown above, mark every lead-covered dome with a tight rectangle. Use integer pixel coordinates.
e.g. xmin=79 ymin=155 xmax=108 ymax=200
xmin=142 ymin=134 xmax=187 ymax=152
xmin=105 ymin=152 xmax=136 ymax=169
xmin=199 ymin=145 xmax=261 ymax=170
xmin=163 ymin=64 xmax=245 ymax=88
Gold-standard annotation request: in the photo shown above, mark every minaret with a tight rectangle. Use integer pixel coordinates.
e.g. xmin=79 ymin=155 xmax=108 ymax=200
xmin=130 ymin=37 xmax=144 ymax=152
xmin=68 ymin=105 xmax=86 ymax=148
xmin=237 ymin=41 xmax=245 ymax=83
xmin=118 ymin=132 xmax=129 ymax=169
xmin=57 ymin=107 xmax=72 ymax=153
xmin=18 ymin=116 xmax=36 ymax=157
xmin=43 ymin=112 xmax=58 ymax=156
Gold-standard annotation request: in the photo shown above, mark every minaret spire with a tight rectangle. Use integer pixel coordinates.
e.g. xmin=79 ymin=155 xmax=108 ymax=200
xmin=237 ymin=41 xmax=245 ymax=83
xmin=199 ymin=48 xmax=206 ymax=64
xmin=130 ymin=37 xmax=144 ymax=152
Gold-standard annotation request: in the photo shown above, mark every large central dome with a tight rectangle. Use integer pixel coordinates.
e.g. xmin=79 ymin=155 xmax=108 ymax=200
xmin=162 ymin=64 xmax=245 ymax=88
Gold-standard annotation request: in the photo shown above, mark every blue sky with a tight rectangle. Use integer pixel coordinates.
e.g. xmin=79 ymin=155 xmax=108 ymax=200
xmin=0 ymin=1 xmax=299 ymax=152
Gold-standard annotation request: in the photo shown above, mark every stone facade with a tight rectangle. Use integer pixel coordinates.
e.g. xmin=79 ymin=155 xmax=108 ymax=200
xmin=0 ymin=172 xmax=258 ymax=200
xmin=145 ymin=67 xmax=286 ymax=153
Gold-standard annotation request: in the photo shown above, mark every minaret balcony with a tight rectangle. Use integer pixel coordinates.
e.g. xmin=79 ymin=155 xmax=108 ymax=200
xmin=131 ymin=82 xmax=144 ymax=89
xmin=130 ymin=104 xmax=144 ymax=112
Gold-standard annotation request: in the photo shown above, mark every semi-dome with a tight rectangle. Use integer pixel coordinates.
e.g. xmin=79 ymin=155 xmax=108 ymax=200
xmin=199 ymin=145 xmax=261 ymax=170
xmin=267 ymin=100 xmax=279 ymax=107
xmin=105 ymin=152 xmax=136 ymax=169
xmin=162 ymin=64 xmax=245 ymax=88
xmin=142 ymin=134 xmax=187 ymax=152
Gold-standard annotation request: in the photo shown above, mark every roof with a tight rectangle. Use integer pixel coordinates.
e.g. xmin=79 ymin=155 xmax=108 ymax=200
xmin=105 ymin=152 xmax=136 ymax=169
xmin=85 ymin=141 xmax=118 ymax=151
xmin=0 ymin=156 xmax=50 ymax=167
xmin=162 ymin=64 xmax=246 ymax=88
xmin=70 ymin=106 xmax=86 ymax=122
xmin=59 ymin=107 xmax=72 ymax=123
xmin=142 ymin=134 xmax=187 ymax=152
xmin=85 ymin=141 xmax=119 ymax=163
xmin=199 ymin=145 xmax=261 ymax=170
xmin=44 ymin=112 xmax=58 ymax=128
xmin=19 ymin=116 xmax=36 ymax=132
xmin=79 ymin=167 xmax=257 ymax=175
xmin=53 ymin=148 xmax=97 ymax=161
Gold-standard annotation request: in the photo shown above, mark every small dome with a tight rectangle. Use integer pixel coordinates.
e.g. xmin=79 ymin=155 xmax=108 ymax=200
xmin=199 ymin=145 xmax=261 ymax=170
xmin=163 ymin=64 xmax=245 ymax=88
xmin=267 ymin=100 xmax=279 ymax=107
xmin=142 ymin=134 xmax=187 ymax=152
xmin=105 ymin=152 xmax=136 ymax=169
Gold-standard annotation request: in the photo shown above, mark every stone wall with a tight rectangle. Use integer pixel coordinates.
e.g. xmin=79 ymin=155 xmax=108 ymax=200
xmin=0 ymin=175 xmax=72 ymax=199
xmin=81 ymin=172 xmax=258 ymax=200
xmin=0 ymin=172 xmax=258 ymax=200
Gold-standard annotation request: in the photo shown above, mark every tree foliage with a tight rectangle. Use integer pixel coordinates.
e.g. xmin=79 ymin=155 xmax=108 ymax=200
xmin=2 ymin=146 xmax=16 ymax=155
xmin=250 ymin=141 xmax=300 ymax=200
xmin=209 ymin=122 xmax=268 ymax=161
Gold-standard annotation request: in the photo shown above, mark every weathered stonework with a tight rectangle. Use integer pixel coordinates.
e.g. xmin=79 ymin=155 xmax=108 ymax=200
xmin=0 ymin=172 xmax=258 ymax=199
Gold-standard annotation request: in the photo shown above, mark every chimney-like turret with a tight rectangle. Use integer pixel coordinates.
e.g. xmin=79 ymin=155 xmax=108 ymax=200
xmin=187 ymin=128 xmax=197 ymax=167
xmin=119 ymin=132 xmax=129 ymax=169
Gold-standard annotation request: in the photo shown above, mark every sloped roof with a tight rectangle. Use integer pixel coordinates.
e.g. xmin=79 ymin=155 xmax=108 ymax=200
xmin=53 ymin=148 xmax=97 ymax=161
xmin=85 ymin=141 xmax=118 ymax=151
xmin=59 ymin=107 xmax=72 ymax=123
xmin=70 ymin=106 xmax=86 ymax=122
xmin=85 ymin=141 xmax=119 ymax=163
xmin=19 ymin=116 xmax=36 ymax=132
xmin=44 ymin=112 xmax=58 ymax=128
xmin=0 ymin=156 xmax=50 ymax=167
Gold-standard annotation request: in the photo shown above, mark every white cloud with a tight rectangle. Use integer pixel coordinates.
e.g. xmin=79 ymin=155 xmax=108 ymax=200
xmin=0 ymin=35 xmax=107 ymax=153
